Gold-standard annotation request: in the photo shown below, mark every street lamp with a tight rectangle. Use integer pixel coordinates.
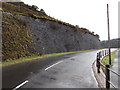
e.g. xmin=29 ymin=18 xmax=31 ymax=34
xmin=107 ymin=4 xmax=111 ymax=65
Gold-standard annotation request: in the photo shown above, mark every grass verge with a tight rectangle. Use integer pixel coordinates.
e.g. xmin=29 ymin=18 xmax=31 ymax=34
xmin=101 ymin=50 xmax=117 ymax=67
xmin=0 ymin=49 xmax=97 ymax=67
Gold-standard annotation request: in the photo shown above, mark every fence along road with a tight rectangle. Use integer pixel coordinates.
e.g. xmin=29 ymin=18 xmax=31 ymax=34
xmin=96 ymin=49 xmax=120 ymax=89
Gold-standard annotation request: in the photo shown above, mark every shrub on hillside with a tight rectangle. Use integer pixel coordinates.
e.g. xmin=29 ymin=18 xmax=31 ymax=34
xmin=31 ymin=5 xmax=39 ymax=11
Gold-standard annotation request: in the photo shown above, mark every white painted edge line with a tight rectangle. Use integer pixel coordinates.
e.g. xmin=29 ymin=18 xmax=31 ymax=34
xmin=45 ymin=61 xmax=63 ymax=71
xmin=13 ymin=80 xmax=28 ymax=90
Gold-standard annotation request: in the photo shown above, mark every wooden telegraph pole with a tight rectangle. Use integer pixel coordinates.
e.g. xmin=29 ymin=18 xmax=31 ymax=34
xmin=107 ymin=4 xmax=111 ymax=65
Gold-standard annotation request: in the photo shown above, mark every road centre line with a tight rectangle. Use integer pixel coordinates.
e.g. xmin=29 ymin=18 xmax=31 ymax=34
xmin=45 ymin=61 xmax=63 ymax=71
xmin=13 ymin=80 xmax=28 ymax=90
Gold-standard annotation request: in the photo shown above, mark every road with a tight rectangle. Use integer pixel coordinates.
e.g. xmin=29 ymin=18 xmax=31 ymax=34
xmin=2 ymin=50 xmax=99 ymax=89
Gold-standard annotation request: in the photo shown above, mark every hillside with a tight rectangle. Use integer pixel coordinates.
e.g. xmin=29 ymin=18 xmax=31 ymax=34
xmin=1 ymin=1 xmax=101 ymax=61
xmin=101 ymin=38 xmax=120 ymax=48
xmin=1 ymin=1 xmax=98 ymax=35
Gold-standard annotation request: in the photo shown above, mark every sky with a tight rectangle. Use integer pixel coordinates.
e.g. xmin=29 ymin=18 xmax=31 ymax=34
xmin=21 ymin=0 xmax=119 ymax=41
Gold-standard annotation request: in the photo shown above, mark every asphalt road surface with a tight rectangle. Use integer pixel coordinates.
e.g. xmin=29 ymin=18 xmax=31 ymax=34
xmin=2 ymin=50 xmax=100 ymax=89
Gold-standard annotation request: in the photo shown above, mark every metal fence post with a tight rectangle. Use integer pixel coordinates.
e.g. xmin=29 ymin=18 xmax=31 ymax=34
xmin=106 ymin=65 xmax=110 ymax=89
xmin=99 ymin=51 xmax=101 ymax=58
xmin=102 ymin=50 xmax=104 ymax=56
xmin=104 ymin=50 xmax=106 ymax=56
xmin=103 ymin=50 xmax=105 ymax=56
xmin=97 ymin=53 xmax=100 ymax=73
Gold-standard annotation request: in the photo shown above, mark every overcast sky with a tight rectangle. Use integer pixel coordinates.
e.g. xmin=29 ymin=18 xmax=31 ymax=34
xmin=21 ymin=0 xmax=119 ymax=41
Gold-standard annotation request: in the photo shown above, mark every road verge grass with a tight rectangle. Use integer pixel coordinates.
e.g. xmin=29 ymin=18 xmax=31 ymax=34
xmin=0 ymin=49 xmax=97 ymax=67
xmin=101 ymin=50 xmax=117 ymax=67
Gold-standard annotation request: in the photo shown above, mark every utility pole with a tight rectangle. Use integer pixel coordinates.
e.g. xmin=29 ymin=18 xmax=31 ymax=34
xmin=107 ymin=4 xmax=111 ymax=65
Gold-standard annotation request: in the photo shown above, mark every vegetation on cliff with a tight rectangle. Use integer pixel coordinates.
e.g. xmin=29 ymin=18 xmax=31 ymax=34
xmin=1 ymin=1 xmax=99 ymax=36
xmin=2 ymin=13 xmax=35 ymax=61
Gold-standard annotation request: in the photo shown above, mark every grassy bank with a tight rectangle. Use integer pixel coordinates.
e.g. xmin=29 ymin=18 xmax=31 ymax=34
xmin=0 ymin=49 xmax=97 ymax=67
xmin=101 ymin=50 xmax=117 ymax=67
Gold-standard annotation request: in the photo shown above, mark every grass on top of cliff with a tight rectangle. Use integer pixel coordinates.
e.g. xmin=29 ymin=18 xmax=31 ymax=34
xmin=1 ymin=1 xmax=57 ymax=23
xmin=2 ymin=2 xmax=47 ymax=17
xmin=1 ymin=49 xmax=97 ymax=67
xmin=1 ymin=1 xmax=96 ymax=36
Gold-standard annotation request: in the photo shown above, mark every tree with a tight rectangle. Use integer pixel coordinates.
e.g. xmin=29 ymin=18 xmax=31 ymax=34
xmin=75 ymin=25 xmax=80 ymax=28
xmin=91 ymin=31 xmax=95 ymax=34
xmin=40 ymin=9 xmax=47 ymax=15
xmin=32 ymin=5 xmax=39 ymax=10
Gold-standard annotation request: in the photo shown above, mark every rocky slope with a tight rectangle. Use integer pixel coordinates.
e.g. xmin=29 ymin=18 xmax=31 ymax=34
xmin=1 ymin=2 xmax=101 ymax=61
xmin=17 ymin=15 xmax=101 ymax=54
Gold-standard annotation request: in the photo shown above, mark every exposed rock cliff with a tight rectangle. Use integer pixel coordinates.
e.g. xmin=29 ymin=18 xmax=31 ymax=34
xmin=16 ymin=15 xmax=101 ymax=54
xmin=2 ymin=1 xmax=101 ymax=61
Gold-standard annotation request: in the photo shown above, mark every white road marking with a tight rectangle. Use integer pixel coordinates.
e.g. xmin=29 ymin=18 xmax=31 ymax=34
xmin=45 ymin=61 xmax=63 ymax=71
xmin=13 ymin=80 xmax=28 ymax=90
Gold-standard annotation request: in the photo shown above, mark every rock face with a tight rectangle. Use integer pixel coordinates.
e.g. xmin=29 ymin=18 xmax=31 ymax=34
xmin=17 ymin=15 xmax=101 ymax=54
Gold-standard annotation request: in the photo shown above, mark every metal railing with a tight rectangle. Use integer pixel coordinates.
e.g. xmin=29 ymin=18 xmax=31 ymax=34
xmin=96 ymin=50 xmax=120 ymax=89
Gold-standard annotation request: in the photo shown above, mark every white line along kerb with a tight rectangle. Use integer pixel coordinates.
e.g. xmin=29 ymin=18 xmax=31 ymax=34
xmin=45 ymin=61 xmax=63 ymax=71
xmin=13 ymin=80 xmax=28 ymax=90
